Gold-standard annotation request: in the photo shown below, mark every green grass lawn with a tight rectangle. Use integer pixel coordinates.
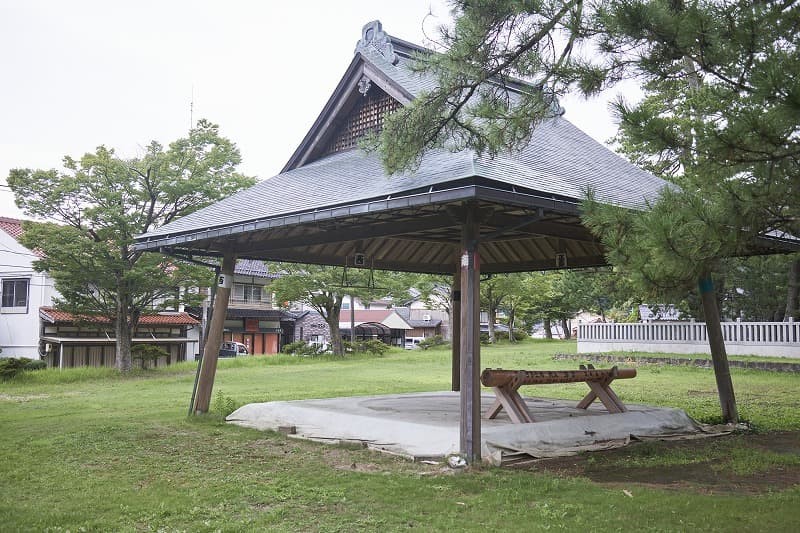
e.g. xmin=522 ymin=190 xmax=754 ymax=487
xmin=1 ymin=339 xmax=799 ymax=531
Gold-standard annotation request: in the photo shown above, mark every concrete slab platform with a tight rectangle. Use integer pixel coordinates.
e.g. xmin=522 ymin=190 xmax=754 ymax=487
xmin=227 ymin=391 xmax=719 ymax=465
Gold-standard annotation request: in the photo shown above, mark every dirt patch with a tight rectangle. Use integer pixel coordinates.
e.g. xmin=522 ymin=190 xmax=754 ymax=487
xmin=0 ymin=393 xmax=50 ymax=402
xmin=319 ymin=443 xmax=453 ymax=476
xmin=521 ymin=432 xmax=800 ymax=494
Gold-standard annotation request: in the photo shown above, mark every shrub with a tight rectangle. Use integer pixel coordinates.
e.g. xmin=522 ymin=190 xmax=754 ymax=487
xmin=25 ymin=360 xmax=47 ymax=371
xmin=281 ymin=340 xmax=326 ymax=356
xmin=418 ymin=335 xmax=447 ymax=350
xmin=344 ymin=340 xmax=390 ymax=355
xmin=213 ymin=389 xmax=239 ymax=417
xmin=479 ymin=329 xmax=528 ymax=344
xmin=0 ymin=357 xmax=46 ymax=381
xmin=511 ymin=328 xmax=529 ymax=341
xmin=131 ymin=345 xmax=169 ymax=369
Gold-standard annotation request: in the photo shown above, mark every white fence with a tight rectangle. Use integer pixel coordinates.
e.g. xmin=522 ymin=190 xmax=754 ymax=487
xmin=577 ymin=321 xmax=800 ymax=358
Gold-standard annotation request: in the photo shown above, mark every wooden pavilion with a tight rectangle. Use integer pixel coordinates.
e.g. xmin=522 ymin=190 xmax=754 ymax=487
xmin=135 ymin=21 xmax=692 ymax=462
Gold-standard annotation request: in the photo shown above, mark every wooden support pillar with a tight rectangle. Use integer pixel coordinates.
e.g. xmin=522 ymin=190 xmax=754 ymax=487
xmin=451 ymin=269 xmax=461 ymax=392
xmin=460 ymin=208 xmax=481 ymax=463
xmin=193 ymin=251 xmax=236 ymax=414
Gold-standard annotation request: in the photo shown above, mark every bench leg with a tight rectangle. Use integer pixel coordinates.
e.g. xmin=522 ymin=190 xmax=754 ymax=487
xmin=576 ymin=389 xmax=597 ymax=410
xmin=486 ymin=386 xmax=535 ymax=423
xmin=485 ymin=397 xmax=503 ymax=419
xmin=577 ymin=379 xmax=628 ymax=413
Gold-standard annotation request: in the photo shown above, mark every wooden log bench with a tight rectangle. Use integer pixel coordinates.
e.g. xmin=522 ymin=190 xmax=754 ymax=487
xmin=480 ymin=365 xmax=637 ymax=424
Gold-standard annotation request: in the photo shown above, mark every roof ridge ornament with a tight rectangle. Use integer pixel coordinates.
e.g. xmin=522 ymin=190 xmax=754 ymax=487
xmin=355 ymin=20 xmax=399 ymax=65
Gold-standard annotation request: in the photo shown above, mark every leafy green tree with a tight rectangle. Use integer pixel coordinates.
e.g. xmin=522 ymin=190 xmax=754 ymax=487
xmin=9 ymin=120 xmax=255 ymax=371
xmin=513 ymin=272 xmax=571 ymax=339
xmin=480 ymin=275 xmax=511 ymax=343
xmin=493 ymin=273 xmax=528 ymax=342
xmin=719 ymin=255 xmax=797 ymax=322
xmin=787 ymin=257 xmax=800 ymax=322
xmin=269 ymin=264 xmax=408 ymax=356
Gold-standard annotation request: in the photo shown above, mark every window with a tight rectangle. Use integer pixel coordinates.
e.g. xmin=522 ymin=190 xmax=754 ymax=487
xmin=232 ymin=283 xmax=264 ymax=304
xmin=1 ymin=278 xmax=29 ymax=312
xmin=309 ymin=335 xmax=324 ymax=346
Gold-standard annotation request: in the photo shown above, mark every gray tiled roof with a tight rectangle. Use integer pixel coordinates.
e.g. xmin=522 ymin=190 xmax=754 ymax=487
xmin=225 ymin=308 xmax=287 ymax=320
xmin=139 ymin=27 xmax=669 ymax=242
xmin=360 ymin=39 xmax=440 ymax=96
xmin=235 ymin=258 xmax=278 ymax=279
xmin=477 ymin=119 xmax=665 ymax=207
xmin=142 ymin=147 xmax=476 ymax=238
xmin=142 ymin=116 xmax=665 ymax=239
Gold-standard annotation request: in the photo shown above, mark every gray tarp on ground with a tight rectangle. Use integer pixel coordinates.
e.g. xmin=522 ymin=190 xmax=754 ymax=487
xmin=227 ymin=392 xmax=721 ymax=465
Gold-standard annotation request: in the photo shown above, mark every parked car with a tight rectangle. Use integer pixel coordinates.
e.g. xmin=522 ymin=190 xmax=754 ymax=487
xmin=219 ymin=341 xmax=248 ymax=358
xmin=404 ymin=338 xmax=422 ymax=350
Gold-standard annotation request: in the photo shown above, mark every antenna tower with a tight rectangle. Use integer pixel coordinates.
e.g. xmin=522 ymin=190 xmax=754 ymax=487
xmin=189 ymin=85 xmax=194 ymax=130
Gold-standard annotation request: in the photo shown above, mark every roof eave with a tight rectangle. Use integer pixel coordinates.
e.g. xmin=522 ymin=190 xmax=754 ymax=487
xmin=132 ymin=180 xmax=583 ymax=254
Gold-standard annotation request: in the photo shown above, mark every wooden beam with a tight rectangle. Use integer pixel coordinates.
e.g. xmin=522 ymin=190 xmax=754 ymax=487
xmin=483 ymin=255 xmax=608 ymax=273
xmin=460 ymin=205 xmax=481 ymax=463
xmin=486 ymin=214 xmax=599 ymax=243
xmin=362 ymin=63 xmax=414 ymax=104
xmin=239 ymin=249 xmax=459 ymax=275
xmin=166 ymin=245 xmax=607 ymax=275
xmin=192 ymin=251 xmax=236 ymax=414
xmin=451 ymin=269 xmax=461 ymax=392
xmin=244 ymin=213 xmax=458 ymax=253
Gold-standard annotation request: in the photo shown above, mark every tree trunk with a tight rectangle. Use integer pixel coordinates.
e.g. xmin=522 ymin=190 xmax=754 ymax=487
xmin=561 ymin=318 xmax=571 ymax=340
xmin=115 ymin=293 xmax=132 ymax=372
xmin=488 ymin=305 xmax=496 ymax=343
xmin=544 ymin=318 xmax=553 ymax=339
xmin=699 ymin=274 xmax=738 ymax=424
xmin=786 ymin=257 xmax=800 ymax=321
xmin=115 ymin=317 xmax=133 ymax=372
xmin=507 ymin=308 xmax=516 ymax=342
xmin=327 ymin=305 xmax=344 ymax=356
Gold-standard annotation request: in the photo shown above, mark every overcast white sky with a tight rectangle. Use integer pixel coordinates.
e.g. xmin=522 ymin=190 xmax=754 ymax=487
xmin=0 ymin=1 xmax=627 ymax=220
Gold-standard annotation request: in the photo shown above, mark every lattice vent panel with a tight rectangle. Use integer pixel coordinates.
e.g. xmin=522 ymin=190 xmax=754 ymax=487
xmin=325 ymin=87 xmax=401 ymax=155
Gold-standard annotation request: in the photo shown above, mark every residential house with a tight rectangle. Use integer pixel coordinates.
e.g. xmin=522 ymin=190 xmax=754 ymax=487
xmin=189 ymin=259 xmax=295 ymax=357
xmin=395 ymin=307 xmax=443 ymax=340
xmin=338 ymin=309 xmax=412 ymax=347
xmin=39 ymin=307 xmax=198 ymax=368
xmin=0 ymin=217 xmax=57 ymax=359
xmin=292 ymin=310 xmax=332 ymax=348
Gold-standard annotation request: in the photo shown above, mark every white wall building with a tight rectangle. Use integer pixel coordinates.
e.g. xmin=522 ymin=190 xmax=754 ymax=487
xmin=0 ymin=217 xmax=58 ymax=359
